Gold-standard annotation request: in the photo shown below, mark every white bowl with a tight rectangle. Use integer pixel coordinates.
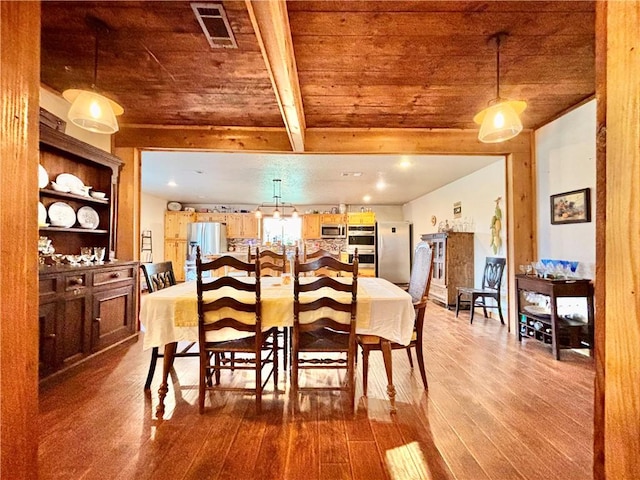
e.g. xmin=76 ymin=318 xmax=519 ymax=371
xmin=90 ymin=191 xmax=106 ymax=199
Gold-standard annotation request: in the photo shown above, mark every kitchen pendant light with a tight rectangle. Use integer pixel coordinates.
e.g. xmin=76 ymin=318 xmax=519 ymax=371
xmin=474 ymin=32 xmax=527 ymax=144
xmin=63 ymin=16 xmax=123 ymax=134
xmin=254 ymin=179 xmax=298 ymax=218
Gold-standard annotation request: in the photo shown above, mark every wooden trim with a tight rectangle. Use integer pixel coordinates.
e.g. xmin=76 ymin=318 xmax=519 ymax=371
xmin=0 ymin=3 xmax=40 ymax=478
xmin=593 ymin=2 xmax=607 ymax=479
xmin=115 ymin=126 xmax=292 ymax=151
xmin=114 ymin=147 xmax=141 ymax=261
xmin=246 ymin=0 xmax=306 ymax=152
xmin=604 ymin=2 xmax=640 ymax=478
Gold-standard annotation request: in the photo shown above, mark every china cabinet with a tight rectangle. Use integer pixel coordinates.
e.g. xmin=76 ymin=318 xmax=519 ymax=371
xmin=38 ymin=122 xmax=137 ymax=379
xmin=421 ymin=232 xmax=474 ymax=307
xmin=516 ymin=274 xmax=594 ymax=360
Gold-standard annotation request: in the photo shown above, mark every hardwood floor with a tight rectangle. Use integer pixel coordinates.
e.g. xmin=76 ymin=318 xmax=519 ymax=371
xmin=38 ymin=305 xmax=594 ymax=480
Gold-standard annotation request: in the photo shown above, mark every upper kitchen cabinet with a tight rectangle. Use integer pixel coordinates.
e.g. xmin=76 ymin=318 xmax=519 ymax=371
xmin=196 ymin=212 xmax=227 ymax=223
xmin=226 ymin=213 xmax=259 ymax=239
xmin=165 ymin=211 xmax=196 ymax=239
xmin=39 ymin=123 xmax=121 ymax=257
xmin=302 ymin=214 xmax=321 ymax=239
xmin=320 ymin=213 xmax=347 ymax=225
xmin=347 ymin=212 xmax=376 ymax=225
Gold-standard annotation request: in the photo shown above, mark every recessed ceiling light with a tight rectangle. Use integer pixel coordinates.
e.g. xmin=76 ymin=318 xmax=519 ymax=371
xmin=341 ymin=171 xmax=363 ymax=177
xmin=376 ymin=178 xmax=386 ymax=190
xmin=193 ymin=170 xmax=205 ymax=175
xmin=363 ymin=194 xmax=371 ymax=203
xmin=399 ymin=159 xmax=411 ymax=169
xmin=167 ymin=180 xmax=177 ymax=187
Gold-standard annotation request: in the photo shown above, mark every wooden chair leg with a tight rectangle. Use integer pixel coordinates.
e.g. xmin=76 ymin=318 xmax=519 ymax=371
xmin=405 ymin=347 xmax=414 ymax=368
xmin=272 ymin=330 xmax=279 ymax=389
xmin=214 ymin=353 xmax=221 ymax=385
xmin=144 ymin=346 xmax=160 ymax=390
xmin=414 ymin=343 xmax=428 ymax=390
xmin=481 ymin=298 xmax=489 ymax=318
xmin=470 ymin=301 xmax=475 ymax=324
xmin=497 ymin=296 xmax=505 ymax=324
xmin=455 ymin=293 xmax=461 ymax=317
xmin=362 ymin=346 xmax=370 ymax=396
xmin=199 ymin=350 xmax=207 ymax=414
xmin=256 ymin=348 xmax=262 ymax=415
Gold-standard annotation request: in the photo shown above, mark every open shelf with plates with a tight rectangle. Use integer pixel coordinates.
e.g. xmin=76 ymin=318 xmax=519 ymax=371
xmin=516 ymin=274 xmax=594 ymax=360
xmin=38 ymin=123 xmax=121 ymax=258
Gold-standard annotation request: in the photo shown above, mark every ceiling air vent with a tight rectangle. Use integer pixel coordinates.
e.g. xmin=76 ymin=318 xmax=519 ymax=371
xmin=191 ymin=3 xmax=238 ymax=49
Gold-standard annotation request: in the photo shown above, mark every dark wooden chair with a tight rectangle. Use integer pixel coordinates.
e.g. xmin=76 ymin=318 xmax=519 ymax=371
xmin=140 ymin=261 xmax=198 ymax=390
xmin=357 ymin=241 xmax=434 ymax=394
xmin=248 ymin=245 xmax=287 ymax=276
xmin=196 ymin=247 xmax=278 ymax=414
xmin=303 ymin=247 xmax=340 ymax=276
xmin=455 ymin=256 xmax=506 ymax=324
xmin=291 ymin=247 xmax=359 ymax=411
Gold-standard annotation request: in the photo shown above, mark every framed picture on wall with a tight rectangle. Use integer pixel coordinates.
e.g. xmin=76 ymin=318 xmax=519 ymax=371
xmin=550 ymin=188 xmax=591 ymax=224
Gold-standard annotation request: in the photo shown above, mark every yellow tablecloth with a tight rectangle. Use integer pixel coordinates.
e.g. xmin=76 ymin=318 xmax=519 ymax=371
xmin=140 ymin=277 xmax=415 ymax=347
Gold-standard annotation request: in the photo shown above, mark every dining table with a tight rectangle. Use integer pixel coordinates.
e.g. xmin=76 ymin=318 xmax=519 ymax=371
xmin=139 ymin=276 xmax=415 ymax=416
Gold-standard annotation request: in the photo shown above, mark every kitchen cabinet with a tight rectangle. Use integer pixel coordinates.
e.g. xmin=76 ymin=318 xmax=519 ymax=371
xmin=421 ymin=232 xmax=474 ymax=307
xmin=196 ymin=212 xmax=227 ymax=223
xmin=164 ymin=239 xmax=188 ymax=282
xmin=516 ymin=274 xmax=594 ymax=360
xmin=226 ymin=213 xmax=260 ymax=239
xmin=165 ymin=211 xmax=196 ymax=239
xmin=39 ymin=123 xmax=121 ymax=258
xmin=302 ymin=214 xmax=321 ymax=239
xmin=320 ymin=213 xmax=347 ymax=224
xmin=347 ymin=212 xmax=376 ymax=225
xmin=38 ymin=262 xmax=138 ymax=378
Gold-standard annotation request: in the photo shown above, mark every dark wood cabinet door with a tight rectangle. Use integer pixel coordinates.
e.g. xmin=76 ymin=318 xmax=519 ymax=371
xmin=91 ymin=284 xmax=135 ymax=351
xmin=39 ymin=301 xmax=59 ymax=377
xmin=59 ymin=294 xmax=91 ymax=368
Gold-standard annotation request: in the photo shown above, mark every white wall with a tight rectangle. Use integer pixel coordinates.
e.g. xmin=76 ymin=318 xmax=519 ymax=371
xmin=403 ymin=159 xmax=507 ymax=295
xmin=535 ymin=100 xmax=596 ymax=279
xmin=40 ymin=88 xmax=112 ymax=151
xmin=141 ymin=193 xmax=169 ymax=262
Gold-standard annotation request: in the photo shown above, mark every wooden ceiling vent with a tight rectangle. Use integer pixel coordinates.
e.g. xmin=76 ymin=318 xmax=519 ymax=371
xmin=191 ymin=3 xmax=237 ymax=49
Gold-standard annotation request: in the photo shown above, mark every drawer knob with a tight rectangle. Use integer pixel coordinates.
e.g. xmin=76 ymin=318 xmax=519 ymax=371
xmin=111 ymin=272 xmax=121 ymax=278
xmin=45 ymin=333 xmax=56 ymax=339
xmin=94 ymin=317 xmax=101 ymax=323
xmin=70 ymin=278 xmax=83 ymax=286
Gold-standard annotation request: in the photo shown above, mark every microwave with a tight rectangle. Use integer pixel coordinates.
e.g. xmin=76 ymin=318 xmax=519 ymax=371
xmin=321 ymin=224 xmax=346 ymax=238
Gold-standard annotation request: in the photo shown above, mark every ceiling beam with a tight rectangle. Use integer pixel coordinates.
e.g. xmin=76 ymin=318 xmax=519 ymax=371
xmin=115 ymin=125 xmax=530 ymax=155
xmin=245 ymin=0 xmax=306 ymax=152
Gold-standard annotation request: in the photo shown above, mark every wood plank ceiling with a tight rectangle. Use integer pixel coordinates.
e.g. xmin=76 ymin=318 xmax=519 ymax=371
xmin=40 ymin=1 xmax=595 ymax=151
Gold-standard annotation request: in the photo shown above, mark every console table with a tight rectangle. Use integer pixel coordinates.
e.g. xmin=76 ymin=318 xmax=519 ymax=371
xmin=515 ymin=274 xmax=594 ymax=360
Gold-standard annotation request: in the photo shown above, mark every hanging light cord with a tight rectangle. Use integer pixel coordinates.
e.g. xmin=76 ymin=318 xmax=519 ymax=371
xmin=92 ymin=32 xmax=99 ymax=90
xmin=495 ymin=35 xmax=501 ymax=100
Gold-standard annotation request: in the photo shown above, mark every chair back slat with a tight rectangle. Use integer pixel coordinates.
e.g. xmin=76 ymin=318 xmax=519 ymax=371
xmin=248 ymin=246 xmax=287 ymax=276
xmin=196 ymin=246 xmax=261 ymax=334
xmin=141 ymin=261 xmax=176 ymax=293
xmin=482 ymin=257 xmax=506 ymax=291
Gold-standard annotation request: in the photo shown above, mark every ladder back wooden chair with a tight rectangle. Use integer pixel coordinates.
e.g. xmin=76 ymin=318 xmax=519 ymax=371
xmin=248 ymin=245 xmax=287 ymax=276
xmin=455 ymin=256 xmax=506 ymax=324
xmin=196 ymin=247 xmax=279 ymax=414
xmin=357 ymin=241 xmax=434 ymax=394
xmin=303 ymin=247 xmax=341 ymax=276
xmin=292 ymin=247 xmax=359 ymax=411
xmin=140 ymin=261 xmax=198 ymax=390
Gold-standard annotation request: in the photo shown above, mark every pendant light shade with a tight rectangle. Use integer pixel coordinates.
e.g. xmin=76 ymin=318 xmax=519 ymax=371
xmin=254 ymin=179 xmax=298 ymax=218
xmin=63 ymin=89 xmax=123 ymax=134
xmin=63 ymin=16 xmax=123 ymax=134
xmin=474 ymin=33 xmax=526 ymax=144
xmin=474 ymin=99 xmax=527 ymax=144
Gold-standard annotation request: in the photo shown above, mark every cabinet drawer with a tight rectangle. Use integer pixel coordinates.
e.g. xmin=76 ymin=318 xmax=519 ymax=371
xmin=64 ymin=273 xmax=88 ymax=292
xmin=93 ymin=266 xmax=134 ymax=287
xmin=40 ymin=276 xmax=58 ymax=299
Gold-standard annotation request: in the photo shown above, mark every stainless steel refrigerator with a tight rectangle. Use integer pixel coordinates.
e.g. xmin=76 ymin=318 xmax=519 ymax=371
xmin=185 ymin=222 xmax=227 ymax=280
xmin=376 ymin=221 xmax=412 ymax=284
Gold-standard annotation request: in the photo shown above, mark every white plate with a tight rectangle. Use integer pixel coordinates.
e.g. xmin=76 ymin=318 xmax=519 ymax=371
xmin=48 ymin=202 xmax=76 ymax=228
xmin=38 ymin=202 xmax=47 ymax=225
xmin=38 ymin=165 xmax=49 ymax=189
xmin=167 ymin=201 xmax=182 ymax=211
xmin=56 ymin=173 xmax=85 ymax=191
xmin=77 ymin=206 xmax=99 ymax=229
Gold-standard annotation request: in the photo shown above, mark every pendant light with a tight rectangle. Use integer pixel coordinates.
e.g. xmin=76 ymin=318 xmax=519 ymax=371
xmin=63 ymin=16 xmax=123 ymax=134
xmin=474 ymin=32 xmax=527 ymax=144
xmin=254 ymin=179 xmax=298 ymax=218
